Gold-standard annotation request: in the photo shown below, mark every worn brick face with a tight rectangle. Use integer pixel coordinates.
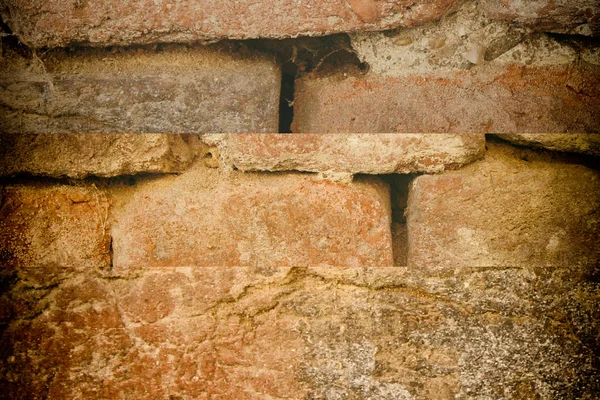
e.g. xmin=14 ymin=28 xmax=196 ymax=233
xmin=208 ymin=133 xmax=485 ymax=174
xmin=406 ymin=141 xmax=600 ymax=268
xmin=110 ymin=165 xmax=393 ymax=270
xmin=496 ymin=133 xmax=600 ymax=157
xmin=1 ymin=0 xmax=459 ymax=48
xmin=0 ymin=45 xmax=280 ymax=133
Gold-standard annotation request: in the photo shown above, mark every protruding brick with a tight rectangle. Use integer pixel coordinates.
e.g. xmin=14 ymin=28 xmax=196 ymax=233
xmin=0 ymin=185 xmax=110 ymax=277
xmin=292 ymin=64 xmax=600 ymax=133
xmin=0 ymin=134 xmax=204 ymax=178
xmin=111 ymin=166 xmax=393 ymax=270
xmin=497 ymin=134 xmax=600 ymax=157
xmin=407 ymin=141 xmax=600 ymax=267
xmin=0 ymin=45 xmax=280 ymax=133
xmin=1 ymin=0 xmax=460 ymax=48
xmin=209 ymin=133 xmax=485 ymax=174
xmin=483 ymin=0 xmax=600 ymax=36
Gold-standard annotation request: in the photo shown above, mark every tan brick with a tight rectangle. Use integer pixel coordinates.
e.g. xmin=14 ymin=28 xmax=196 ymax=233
xmin=110 ymin=165 xmax=393 ymax=270
xmin=0 ymin=134 xmax=204 ymax=178
xmin=209 ymin=133 xmax=485 ymax=174
xmin=292 ymin=64 xmax=600 ymax=133
xmin=406 ymin=141 xmax=600 ymax=268
xmin=0 ymin=45 xmax=280 ymax=133
xmin=0 ymin=184 xmax=111 ymax=279
xmin=483 ymin=0 xmax=600 ymax=36
xmin=2 ymin=0 xmax=459 ymax=48
xmin=497 ymin=133 xmax=600 ymax=157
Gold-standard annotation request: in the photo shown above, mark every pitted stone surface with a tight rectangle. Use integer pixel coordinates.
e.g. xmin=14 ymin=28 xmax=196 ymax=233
xmin=497 ymin=134 xmax=600 ymax=157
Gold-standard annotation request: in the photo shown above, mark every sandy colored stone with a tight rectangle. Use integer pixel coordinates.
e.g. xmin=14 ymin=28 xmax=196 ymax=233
xmin=406 ymin=140 xmax=600 ymax=268
xmin=110 ymin=165 xmax=393 ymax=270
xmin=0 ymin=0 xmax=460 ymax=48
xmin=483 ymin=0 xmax=600 ymax=36
xmin=2 ymin=265 xmax=597 ymax=398
xmin=293 ymin=62 xmax=600 ymax=133
xmin=0 ymin=45 xmax=280 ymax=133
xmin=497 ymin=134 xmax=600 ymax=157
xmin=0 ymin=134 xmax=206 ymax=178
xmin=207 ymin=133 xmax=485 ymax=175
xmin=0 ymin=184 xmax=111 ymax=278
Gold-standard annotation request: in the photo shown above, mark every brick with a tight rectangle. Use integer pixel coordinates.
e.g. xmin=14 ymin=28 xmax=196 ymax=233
xmin=0 ymin=134 xmax=205 ymax=178
xmin=482 ymin=0 xmax=600 ymax=36
xmin=2 ymin=266 xmax=597 ymax=398
xmin=0 ymin=184 xmax=111 ymax=278
xmin=2 ymin=0 xmax=459 ymax=48
xmin=208 ymin=133 xmax=485 ymax=174
xmin=0 ymin=45 xmax=280 ymax=133
xmin=110 ymin=165 xmax=393 ymax=270
xmin=406 ymin=141 xmax=600 ymax=268
xmin=496 ymin=134 xmax=600 ymax=157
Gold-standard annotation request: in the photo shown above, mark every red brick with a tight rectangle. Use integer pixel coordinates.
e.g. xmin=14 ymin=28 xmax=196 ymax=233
xmin=406 ymin=141 xmax=600 ymax=267
xmin=209 ymin=133 xmax=485 ymax=174
xmin=2 ymin=0 xmax=459 ymax=48
xmin=292 ymin=64 xmax=600 ymax=133
xmin=110 ymin=166 xmax=393 ymax=270
xmin=0 ymin=45 xmax=280 ymax=133
xmin=483 ymin=0 xmax=600 ymax=36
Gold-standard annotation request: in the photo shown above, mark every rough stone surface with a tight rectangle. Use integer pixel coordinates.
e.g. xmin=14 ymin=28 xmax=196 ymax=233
xmin=407 ymin=141 xmax=600 ymax=268
xmin=483 ymin=0 xmax=600 ymax=36
xmin=0 ymin=45 xmax=280 ymax=133
xmin=206 ymin=133 xmax=485 ymax=175
xmin=0 ymin=184 xmax=111 ymax=278
xmin=0 ymin=134 xmax=205 ymax=178
xmin=0 ymin=0 xmax=460 ymax=48
xmin=2 ymin=266 xmax=598 ymax=399
xmin=497 ymin=134 xmax=600 ymax=157
xmin=110 ymin=165 xmax=393 ymax=270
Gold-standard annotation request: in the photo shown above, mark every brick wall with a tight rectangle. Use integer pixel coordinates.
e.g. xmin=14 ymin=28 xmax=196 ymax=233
xmin=1 ymin=0 xmax=600 ymax=399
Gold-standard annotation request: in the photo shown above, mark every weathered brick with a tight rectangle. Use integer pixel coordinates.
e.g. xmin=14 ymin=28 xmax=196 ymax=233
xmin=292 ymin=64 xmax=600 ymax=133
xmin=110 ymin=165 xmax=393 ymax=270
xmin=0 ymin=184 xmax=111 ymax=278
xmin=208 ymin=133 xmax=485 ymax=174
xmin=2 ymin=266 xmax=597 ymax=398
xmin=1 ymin=0 xmax=459 ymax=48
xmin=497 ymin=133 xmax=600 ymax=157
xmin=406 ymin=140 xmax=600 ymax=268
xmin=0 ymin=134 xmax=204 ymax=178
xmin=0 ymin=45 xmax=280 ymax=133
xmin=483 ymin=0 xmax=600 ymax=36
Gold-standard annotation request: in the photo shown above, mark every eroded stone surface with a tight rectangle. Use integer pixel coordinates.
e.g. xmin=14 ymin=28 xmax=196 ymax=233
xmin=110 ymin=165 xmax=393 ymax=270
xmin=407 ymin=141 xmax=600 ymax=268
xmin=483 ymin=0 xmax=600 ymax=36
xmin=1 ymin=0 xmax=460 ymax=48
xmin=497 ymin=134 xmax=600 ymax=157
xmin=1 ymin=266 xmax=597 ymax=399
xmin=206 ymin=133 xmax=485 ymax=174
xmin=0 ymin=45 xmax=280 ymax=133
xmin=0 ymin=134 xmax=205 ymax=178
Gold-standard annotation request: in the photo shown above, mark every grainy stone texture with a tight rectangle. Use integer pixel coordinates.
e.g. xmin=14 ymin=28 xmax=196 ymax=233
xmin=293 ymin=1 xmax=600 ymax=133
xmin=497 ymin=134 xmax=600 ymax=157
xmin=407 ymin=141 xmax=600 ymax=268
xmin=0 ymin=185 xmax=110 ymax=287
xmin=206 ymin=133 xmax=485 ymax=175
xmin=0 ymin=134 xmax=205 ymax=178
xmin=483 ymin=0 xmax=600 ymax=36
xmin=1 ymin=266 xmax=598 ymax=399
xmin=0 ymin=44 xmax=280 ymax=133
xmin=110 ymin=165 xmax=393 ymax=270
xmin=0 ymin=0 xmax=460 ymax=48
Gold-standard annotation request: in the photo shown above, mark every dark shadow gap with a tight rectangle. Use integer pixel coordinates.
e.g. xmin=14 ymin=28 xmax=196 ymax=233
xmin=279 ymin=62 xmax=296 ymax=133
xmin=381 ymin=174 xmax=415 ymax=267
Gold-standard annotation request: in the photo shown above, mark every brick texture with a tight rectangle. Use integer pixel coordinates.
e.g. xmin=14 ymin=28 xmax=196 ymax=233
xmin=407 ymin=140 xmax=600 ymax=268
xmin=497 ymin=133 xmax=600 ymax=157
xmin=110 ymin=165 xmax=393 ymax=270
xmin=0 ymin=45 xmax=280 ymax=133
xmin=1 ymin=0 xmax=459 ymax=48
xmin=209 ymin=133 xmax=485 ymax=174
